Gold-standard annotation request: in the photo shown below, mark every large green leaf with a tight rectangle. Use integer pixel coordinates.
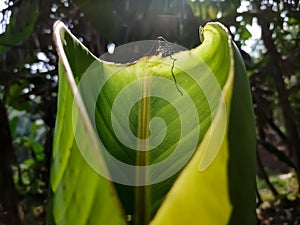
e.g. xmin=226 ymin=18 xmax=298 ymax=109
xmin=48 ymin=20 xmax=255 ymax=225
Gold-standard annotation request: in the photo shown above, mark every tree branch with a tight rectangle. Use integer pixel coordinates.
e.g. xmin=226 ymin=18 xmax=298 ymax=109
xmin=253 ymin=0 xmax=300 ymax=193
xmin=0 ymin=100 xmax=23 ymax=225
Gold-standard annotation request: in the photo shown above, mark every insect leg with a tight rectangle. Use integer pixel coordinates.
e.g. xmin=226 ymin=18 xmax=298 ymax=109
xmin=170 ymin=55 xmax=183 ymax=96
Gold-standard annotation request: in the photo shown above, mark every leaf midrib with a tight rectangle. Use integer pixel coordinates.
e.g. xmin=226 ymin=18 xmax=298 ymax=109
xmin=134 ymin=68 xmax=151 ymax=225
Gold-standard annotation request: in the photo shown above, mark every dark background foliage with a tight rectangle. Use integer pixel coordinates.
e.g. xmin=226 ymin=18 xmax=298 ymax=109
xmin=0 ymin=0 xmax=299 ymax=224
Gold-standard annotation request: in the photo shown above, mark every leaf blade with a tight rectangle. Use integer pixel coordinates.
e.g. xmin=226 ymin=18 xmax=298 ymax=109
xmin=149 ymin=23 xmax=256 ymax=225
xmin=47 ymin=21 xmax=127 ymax=225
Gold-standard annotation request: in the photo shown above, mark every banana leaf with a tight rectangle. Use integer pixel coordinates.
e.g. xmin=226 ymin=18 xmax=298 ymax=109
xmin=47 ymin=20 xmax=256 ymax=225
